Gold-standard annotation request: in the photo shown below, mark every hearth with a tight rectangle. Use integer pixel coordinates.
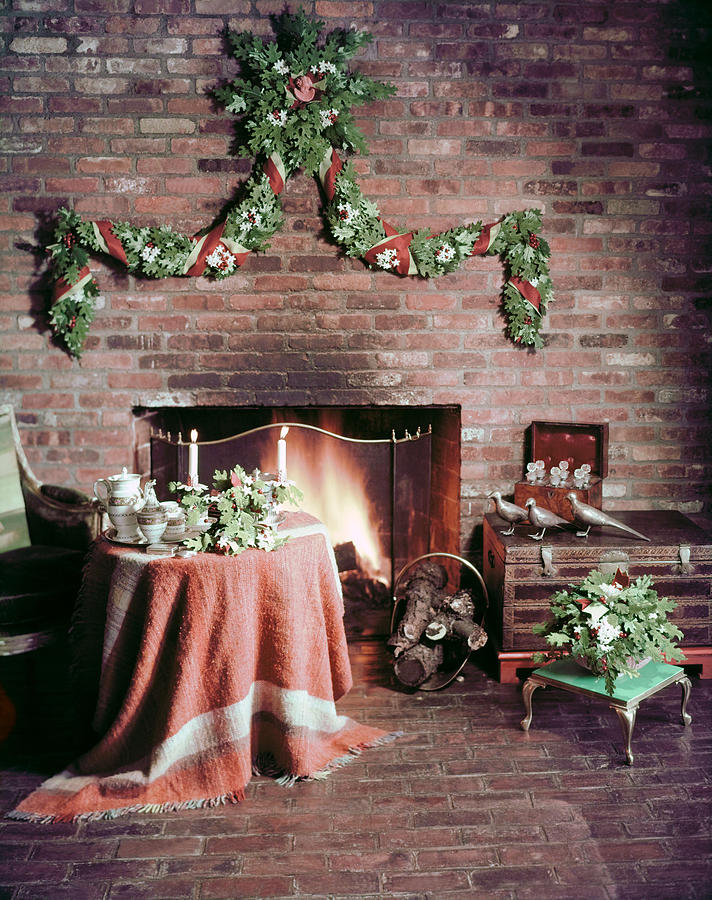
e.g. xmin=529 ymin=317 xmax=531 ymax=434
xmin=134 ymin=406 xmax=461 ymax=636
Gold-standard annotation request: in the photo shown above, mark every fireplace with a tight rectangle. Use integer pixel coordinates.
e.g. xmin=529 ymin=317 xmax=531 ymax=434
xmin=133 ymin=406 xmax=461 ymax=635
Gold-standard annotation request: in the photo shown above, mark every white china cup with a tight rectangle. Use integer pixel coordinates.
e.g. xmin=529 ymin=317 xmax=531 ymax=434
xmin=164 ymin=515 xmax=186 ymax=540
xmin=137 ymin=519 xmax=168 ymax=543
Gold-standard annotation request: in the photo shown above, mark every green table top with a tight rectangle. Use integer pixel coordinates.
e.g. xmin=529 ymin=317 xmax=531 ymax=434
xmin=532 ymin=658 xmax=684 ymax=704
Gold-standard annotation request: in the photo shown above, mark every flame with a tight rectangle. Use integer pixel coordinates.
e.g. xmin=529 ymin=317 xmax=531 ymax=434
xmin=190 ymin=429 xmax=198 ymax=443
xmin=280 ymin=426 xmax=289 ymax=439
xmin=266 ymin=426 xmax=388 ymax=579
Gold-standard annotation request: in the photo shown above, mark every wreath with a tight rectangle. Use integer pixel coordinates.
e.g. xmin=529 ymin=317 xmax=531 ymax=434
xmin=47 ymin=9 xmax=553 ymax=359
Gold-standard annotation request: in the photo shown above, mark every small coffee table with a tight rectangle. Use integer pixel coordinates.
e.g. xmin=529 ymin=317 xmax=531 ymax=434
xmin=520 ymin=658 xmax=692 ymax=765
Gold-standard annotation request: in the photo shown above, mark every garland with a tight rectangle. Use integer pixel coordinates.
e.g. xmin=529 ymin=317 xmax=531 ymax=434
xmin=47 ymin=9 xmax=553 ymax=358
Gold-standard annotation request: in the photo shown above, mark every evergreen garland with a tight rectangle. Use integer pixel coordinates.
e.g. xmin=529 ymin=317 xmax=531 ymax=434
xmin=46 ymin=10 xmax=553 ymax=358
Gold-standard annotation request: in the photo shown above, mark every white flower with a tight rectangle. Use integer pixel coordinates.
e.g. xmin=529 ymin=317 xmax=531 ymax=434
xmin=141 ymin=244 xmax=160 ymax=263
xmin=273 ymin=59 xmax=289 ymax=75
xmin=595 ymin=617 xmax=620 ymax=650
xmin=216 ymin=534 xmax=240 ymax=553
xmin=529 ymin=276 xmax=540 ymax=287
xmin=648 ymin=612 xmax=658 ymax=620
xmin=268 ymin=109 xmax=287 ymax=126
xmin=319 ymin=107 xmax=339 ymax=128
xmin=239 ymin=207 xmax=263 ymax=232
xmin=435 ymin=244 xmax=456 ymax=263
xmin=205 ymin=244 xmax=237 ymax=274
xmin=336 ymin=202 xmax=357 ymax=223
xmin=599 ymin=583 xmax=623 ymax=600
xmin=311 ymin=60 xmax=337 ymax=75
xmin=375 ymin=248 xmax=399 ymax=270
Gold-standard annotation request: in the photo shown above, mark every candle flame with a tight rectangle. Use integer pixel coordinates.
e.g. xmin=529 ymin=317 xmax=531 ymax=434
xmin=190 ymin=429 xmax=198 ymax=443
xmin=280 ymin=426 xmax=289 ymax=439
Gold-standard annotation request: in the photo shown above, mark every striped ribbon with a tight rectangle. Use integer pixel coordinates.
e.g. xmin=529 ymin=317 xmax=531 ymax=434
xmin=54 ymin=145 xmax=541 ymax=317
xmin=263 ymin=151 xmax=287 ymax=196
xmin=92 ymin=221 xmax=128 ymax=265
xmin=509 ymin=275 xmax=542 ymax=314
xmin=52 ymin=265 xmax=93 ymax=305
xmin=319 ymin=146 xmax=540 ymax=308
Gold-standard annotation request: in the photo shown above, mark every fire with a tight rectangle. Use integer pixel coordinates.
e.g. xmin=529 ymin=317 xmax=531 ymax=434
xmin=266 ymin=425 xmax=388 ymax=579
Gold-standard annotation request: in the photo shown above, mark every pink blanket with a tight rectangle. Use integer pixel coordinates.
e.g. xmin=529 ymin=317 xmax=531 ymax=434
xmin=11 ymin=513 xmax=396 ymax=822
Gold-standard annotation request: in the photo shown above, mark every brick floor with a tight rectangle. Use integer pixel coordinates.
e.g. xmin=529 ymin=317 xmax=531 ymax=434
xmin=0 ymin=639 xmax=710 ymax=899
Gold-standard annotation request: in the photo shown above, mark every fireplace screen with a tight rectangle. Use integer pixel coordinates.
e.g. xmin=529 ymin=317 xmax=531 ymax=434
xmin=150 ymin=421 xmax=433 ymax=636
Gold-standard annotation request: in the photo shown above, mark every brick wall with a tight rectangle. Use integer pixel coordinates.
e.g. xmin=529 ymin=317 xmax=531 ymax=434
xmin=2 ymin=0 xmax=711 ymax=549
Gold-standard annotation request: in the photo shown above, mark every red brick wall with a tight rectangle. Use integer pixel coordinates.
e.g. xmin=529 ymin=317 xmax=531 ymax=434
xmin=2 ymin=1 xmax=711 ymax=548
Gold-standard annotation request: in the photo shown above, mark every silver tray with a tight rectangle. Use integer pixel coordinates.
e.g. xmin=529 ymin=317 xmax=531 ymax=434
xmin=103 ymin=528 xmax=199 ymax=546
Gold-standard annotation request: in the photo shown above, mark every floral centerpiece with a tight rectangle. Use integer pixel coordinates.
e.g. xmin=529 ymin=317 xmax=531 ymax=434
xmin=169 ymin=465 xmax=303 ymax=556
xmin=532 ymin=568 xmax=683 ymax=695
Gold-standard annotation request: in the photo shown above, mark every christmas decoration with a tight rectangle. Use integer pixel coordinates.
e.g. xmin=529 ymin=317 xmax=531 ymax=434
xmin=169 ymin=465 xmax=303 ymax=556
xmin=532 ymin=568 xmax=683 ymax=696
xmin=46 ymin=10 xmax=553 ymax=358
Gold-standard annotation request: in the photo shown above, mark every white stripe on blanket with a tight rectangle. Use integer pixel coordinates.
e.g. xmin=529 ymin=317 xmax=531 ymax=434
xmin=38 ymin=679 xmax=352 ymax=795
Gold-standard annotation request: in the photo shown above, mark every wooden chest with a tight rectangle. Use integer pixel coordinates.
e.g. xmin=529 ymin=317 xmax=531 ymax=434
xmin=482 ymin=510 xmax=712 ymax=682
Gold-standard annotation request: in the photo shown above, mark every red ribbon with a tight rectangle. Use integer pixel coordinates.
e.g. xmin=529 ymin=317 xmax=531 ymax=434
xmin=364 ymin=232 xmax=414 ymax=276
xmin=510 ymin=275 xmax=542 ymax=313
xmin=185 ymin=222 xmax=226 ymax=277
xmin=52 ymin=265 xmax=92 ymax=303
xmin=263 ymin=156 xmax=285 ymax=196
xmin=321 ymin=149 xmax=343 ymax=203
xmin=95 ymin=220 xmax=128 ymax=265
xmin=470 ymin=222 xmax=497 ymax=256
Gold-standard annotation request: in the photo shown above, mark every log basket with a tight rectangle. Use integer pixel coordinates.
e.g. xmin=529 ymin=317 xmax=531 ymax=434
xmin=389 ymin=552 xmax=489 ymax=691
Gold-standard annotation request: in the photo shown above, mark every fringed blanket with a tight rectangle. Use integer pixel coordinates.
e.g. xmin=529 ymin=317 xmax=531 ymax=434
xmin=11 ymin=512 xmax=397 ymax=822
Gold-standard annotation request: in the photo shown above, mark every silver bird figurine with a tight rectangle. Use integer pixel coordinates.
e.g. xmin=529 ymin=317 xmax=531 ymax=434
xmin=566 ymin=493 xmax=651 ymax=541
xmin=525 ymin=497 xmax=569 ymax=541
xmin=487 ymin=491 xmax=528 ymax=535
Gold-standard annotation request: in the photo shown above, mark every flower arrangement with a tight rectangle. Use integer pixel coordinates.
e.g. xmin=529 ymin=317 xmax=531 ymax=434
xmin=169 ymin=466 xmax=303 ymax=556
xmin=532 ymin=568 xmax=683 ymax=695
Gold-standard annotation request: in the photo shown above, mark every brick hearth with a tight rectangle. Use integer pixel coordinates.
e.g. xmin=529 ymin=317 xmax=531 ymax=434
xmin=0 ymin=641 xmax=710 ymax=898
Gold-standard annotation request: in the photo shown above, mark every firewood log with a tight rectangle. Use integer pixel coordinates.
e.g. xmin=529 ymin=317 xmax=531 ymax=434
xmin=389 ymin=568 xmax=489 ymax=687
xmin=393 ymin=641 xmax=444 ymax=687
xmin=387 ymin=571 xmax=447 ymax=657
xmin=423 ymin=589 xmax=488 ymax=651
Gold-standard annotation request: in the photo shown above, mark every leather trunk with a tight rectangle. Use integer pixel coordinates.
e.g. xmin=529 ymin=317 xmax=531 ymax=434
xmin=482 ymin=510 xmax=712 ymax=681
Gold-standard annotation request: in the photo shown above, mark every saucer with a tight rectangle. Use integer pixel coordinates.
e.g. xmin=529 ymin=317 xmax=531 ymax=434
xmin=103 ymin=528 xmax=148 ymax=546
xmin=104 ymin=527 xmax=199 ymax=547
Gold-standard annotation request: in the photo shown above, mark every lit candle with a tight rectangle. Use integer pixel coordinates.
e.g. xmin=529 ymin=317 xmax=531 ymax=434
xmin=277 ymin=426 xmax=289 ymax=482
xmin=188 ymin=429 xmax=199 ymax=488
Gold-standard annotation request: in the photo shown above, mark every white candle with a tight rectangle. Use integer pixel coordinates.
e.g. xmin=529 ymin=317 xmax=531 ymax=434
xmin=277 ymin=426 xmax=288 ymax=482
xmin=188 ymin=429 xmax=199 ymax=488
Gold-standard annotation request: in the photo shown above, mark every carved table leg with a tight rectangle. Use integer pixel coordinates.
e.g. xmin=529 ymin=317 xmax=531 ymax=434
xmin=679 ymin=675 xmax=692 ymax=726
xmin=612 ymin=703 xmax=638 ymax=766
xmin=520 ymin=678 xmax=543 ymax=731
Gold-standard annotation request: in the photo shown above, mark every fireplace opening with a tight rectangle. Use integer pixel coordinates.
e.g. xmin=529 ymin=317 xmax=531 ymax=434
xmin=134 ymin=406 xmax=461 ymax=637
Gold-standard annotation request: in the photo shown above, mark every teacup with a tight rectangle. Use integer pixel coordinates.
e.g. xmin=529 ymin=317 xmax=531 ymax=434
xmin=164 ymin=514 xmax=186 ymax=540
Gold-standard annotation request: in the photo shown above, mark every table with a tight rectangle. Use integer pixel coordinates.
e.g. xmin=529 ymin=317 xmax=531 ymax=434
xmin=10 ymin=512 xmax=394 ymax=823
xmin=520 ymin=658 xmax=692 ymax=765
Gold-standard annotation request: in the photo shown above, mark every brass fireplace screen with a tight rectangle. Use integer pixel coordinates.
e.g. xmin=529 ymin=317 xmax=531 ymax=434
xmin=150 ymin=421 xmax=432 ymax=591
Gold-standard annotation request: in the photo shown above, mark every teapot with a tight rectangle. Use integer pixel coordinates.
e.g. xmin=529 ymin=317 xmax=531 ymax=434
xmin=93 ymin=467 xmax=143 ymax=510
xmin=94 ymin=468 xmax=146 ymax=542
